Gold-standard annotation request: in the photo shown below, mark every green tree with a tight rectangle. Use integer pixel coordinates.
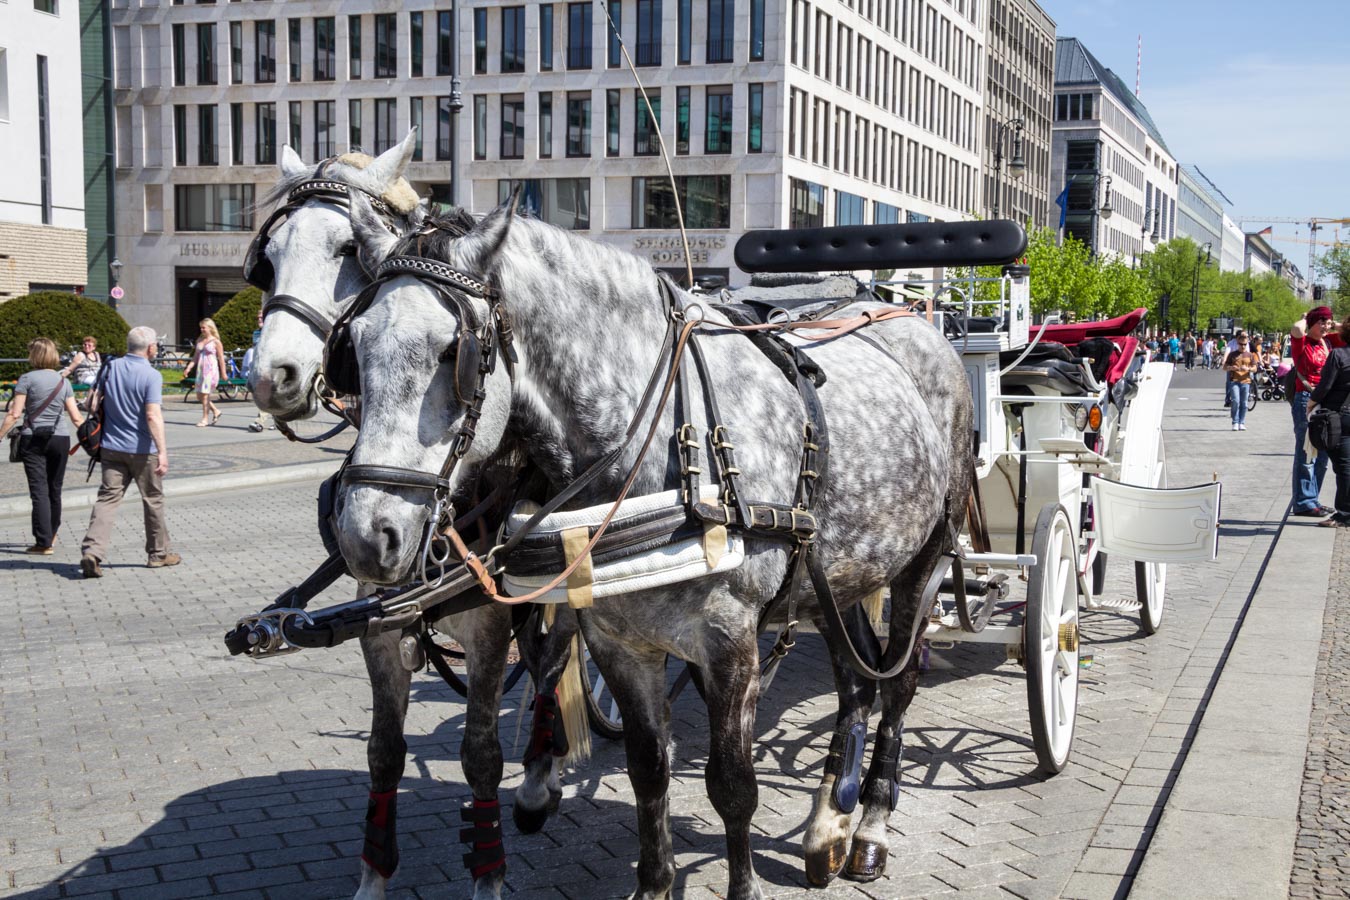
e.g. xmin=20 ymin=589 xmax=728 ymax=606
xmin=0 ymin=292 xmax=129 ymax=379
xmin=212 ymin=287 xmax=263 ymax=351
xmin=1025 ymin=229 xmax=1101 ymax=317
xmin=1314 ymin=245 xmax=1350 ymax=318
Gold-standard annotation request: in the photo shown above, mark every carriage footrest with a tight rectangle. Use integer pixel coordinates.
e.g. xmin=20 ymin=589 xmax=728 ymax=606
xmin=962 ymin=551 xmax=1037 ymax=569
xmin=1084 ymin=596 xmax=1141 ymax=613
xmin=1036 ymin=439 xmax=1115 ymax=475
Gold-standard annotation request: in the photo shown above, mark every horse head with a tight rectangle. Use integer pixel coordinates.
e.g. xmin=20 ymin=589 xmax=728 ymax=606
xmin=247 ymin=130 xmax=424 ymax=419
xmin=334 ymin=191 xmax=519 ymax=584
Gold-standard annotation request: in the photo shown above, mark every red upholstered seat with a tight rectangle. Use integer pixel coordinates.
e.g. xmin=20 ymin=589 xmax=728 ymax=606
xmin=1104 ymin=336 xmax=1138 ymax=385
xmin=1029 ymin=308 xmax=1147 ymax=346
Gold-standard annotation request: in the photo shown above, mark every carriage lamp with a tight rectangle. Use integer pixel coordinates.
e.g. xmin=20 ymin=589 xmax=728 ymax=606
xmin=1088 ymin=405 xmax=1103 ymax=431
xmin=1074 ymin=406 xmax=1090 ymax=431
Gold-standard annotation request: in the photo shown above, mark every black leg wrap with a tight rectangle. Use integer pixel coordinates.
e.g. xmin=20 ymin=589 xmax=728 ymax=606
xmin=460 ymin=799 xmax=506 ymax=881
xmin=361 ymin=790 xmax=399 ymax=879
xmin=830 ymin=721 xmax=869 ymax=814
xmin=522 ymin=691 xmax=568 ymax=768
xmin=871 ymin=735 xmax=904 ymax=811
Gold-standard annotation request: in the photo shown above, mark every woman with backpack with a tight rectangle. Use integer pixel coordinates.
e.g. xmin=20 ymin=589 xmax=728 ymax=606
xmin=1307 ymin=316 xmax=1350 ymax=527
xmin=0 ymin=338 xmax=87 ymax=553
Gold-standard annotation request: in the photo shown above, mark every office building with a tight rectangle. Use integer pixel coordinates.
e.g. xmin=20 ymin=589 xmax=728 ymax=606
xmin=0 ymin=0 xmax=89 ymax=300
xmin=1176 ymin=164 xmax=1228 ymax=258
xmin=1244 ymin=230 xmax=1274 ymax=275
xmin=1049 ymin=37 xmax=1177 ymax=263
xmin=980 ymin=0 xmax=1054 ymax=228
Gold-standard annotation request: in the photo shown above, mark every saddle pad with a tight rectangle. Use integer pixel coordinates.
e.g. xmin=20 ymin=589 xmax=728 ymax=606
xmin=501 ymin=486 xmax=744 ymax=604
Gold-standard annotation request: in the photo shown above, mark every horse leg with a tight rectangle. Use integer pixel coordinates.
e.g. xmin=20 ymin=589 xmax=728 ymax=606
xmin=698 ymin=621 xmax=765 ymax=900
xmin=354 ymin=629 xmax=412 ymax=900
xmin=845 ymin=525 xmax=945 ymax=882
xmin=580 ymin=620 xmax=675 ymax=899
xmin=512 ymin=606 xmax=577 ymax=834
xmin=802 ymin=604 xmax=880 ymax=886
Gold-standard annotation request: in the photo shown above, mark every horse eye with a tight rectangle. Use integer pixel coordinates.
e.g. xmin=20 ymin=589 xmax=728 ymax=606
xmin=336 ymin=241 xmax=357 ymax=257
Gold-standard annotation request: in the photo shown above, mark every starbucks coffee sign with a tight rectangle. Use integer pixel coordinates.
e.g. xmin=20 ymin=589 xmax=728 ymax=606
xmin=633 ymin=236 xmax=727 ymax=265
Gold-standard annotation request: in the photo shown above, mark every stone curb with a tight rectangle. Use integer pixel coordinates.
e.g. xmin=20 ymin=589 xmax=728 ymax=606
xmin=0 ymin=460 xmax=342 ymax=520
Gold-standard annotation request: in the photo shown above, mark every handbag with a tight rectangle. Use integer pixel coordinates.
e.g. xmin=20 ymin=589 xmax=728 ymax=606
xmin=7 ymin=380 xmax=65 ymax=463
xmin=1308 ymin=407 xmax=1342 ymax=454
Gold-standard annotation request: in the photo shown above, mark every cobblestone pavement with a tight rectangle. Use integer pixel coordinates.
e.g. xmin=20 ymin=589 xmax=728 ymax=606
xmin=1291 ymin=527 xmax=1350 ymax=899
xmin=0 ymin=375 xmax=1304 ymax=899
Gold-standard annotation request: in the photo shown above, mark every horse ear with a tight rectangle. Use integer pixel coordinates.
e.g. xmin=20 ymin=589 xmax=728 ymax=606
xmin=281 ymin=144 xmax=309 ymax=179
xmin=349 ymin=191 xmax=399 ymax=273
xmin=458 ymin=189 xmax=519 ymax=272
xmin=361 ymin=130 xmax=417 ymax=193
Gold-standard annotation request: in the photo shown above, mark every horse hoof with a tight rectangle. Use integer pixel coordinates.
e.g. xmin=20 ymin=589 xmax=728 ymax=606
xmin=843 ymin=837 xmax=887 ymax=882
xmin=803 ymin=839 xmax=848 ymax=886
xmin=512 ymin=802 xmax=550 ymax=834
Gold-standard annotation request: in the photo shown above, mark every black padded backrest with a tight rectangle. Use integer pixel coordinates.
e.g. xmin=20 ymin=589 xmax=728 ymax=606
xmin=734 ymin=221 xmax=1028 ymax=273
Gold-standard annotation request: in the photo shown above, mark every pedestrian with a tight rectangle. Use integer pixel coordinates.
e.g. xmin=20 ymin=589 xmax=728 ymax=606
xmin=1307 ymin=315 xmax=1350 ymax=527
xmin=182 ymin=317 xmax=226 ymax=427
xmin=244 ymin=308 xmax=272 ymax=433
xmin=1202 ymin=336 xmax=1215 ymax=369
xmin=0 ymin=338 xmax=86 ymax=554
xmin=1183 ymin=331 xmax=1197 ymax=370
xmin=1224 ymin=331 xmax=1258 ymax=431
xmin=59 ymin=335 xmax=103 ymax=385
xmin=1167 ymin=332 xmax=1181 ymax=366
xmin=1146 ymin=335 xmax=1160 ymax=361
xmin=79 ymin=326 xmax=181 ymax=578
xmin=1289 ymin=306 xmax=1347 ymax=517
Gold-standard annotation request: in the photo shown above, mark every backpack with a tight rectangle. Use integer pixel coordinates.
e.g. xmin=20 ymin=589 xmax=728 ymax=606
xmin=1308 ymin=407 xmax=1342 ymax=454
xmin=71 ymin=356 xmax=118 ymax=479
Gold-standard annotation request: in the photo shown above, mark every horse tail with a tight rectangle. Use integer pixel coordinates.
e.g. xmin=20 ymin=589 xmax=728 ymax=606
xmin=862 ymin=588 xmax=887 ymax=629
xmin=556 ymin=632 xmax=592 ymax=767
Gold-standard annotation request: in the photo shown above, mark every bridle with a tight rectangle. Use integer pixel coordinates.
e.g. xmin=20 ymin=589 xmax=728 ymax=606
xmin=331 ymin=253 xmax=517 ymax=587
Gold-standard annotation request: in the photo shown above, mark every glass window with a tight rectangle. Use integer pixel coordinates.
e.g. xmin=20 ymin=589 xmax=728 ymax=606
xmin=256 ymin=102 xmax=276 ymax=163
xmin=229 ymin=21 xmax=243 ymax=83
xmin=173 ymin=104 xmax=187 ymax=165
xmin=566 ymin=92 xmax=591 ymax=156
xmin=172 ymin=24 xmax=186 ymax=86
xmin=34 ymin=0 xmax=58 ymax=11
xmin=230 ymin=102 xmax=243 ymax=164
xmin=676 ymin=85 xmax=689 ymax=154
xmin=349 ymin=15 xmax=363 ymax=79
xmin=607 ymin=0 xmax=621 ymax=68
xmin=747 ymin=83 xmax=762 ymax=152
xmin=568 ymin=3 xmax=592 ymax=69
xmin=410 ymin=11 xmax=423 ymax=77
xmin=197 ymin=23 xmax=216 ymax=85
xmin=288 ymin=18 xmax=301 ymax=81
xmin=634 ymin=90 xmax=660 ymax=156
xmin=498 ymin=178 xmax=591 ymax=230
xmin=789 ymin=177 xmax=825 ymax=228
xmin=539 ymin=5 xmax=554 ymax=71
xmin=501 ymin=95 xmax=525 ymax=159
xmin=374 ymin=98 xmax=395 ymax=153
xmin=705 ymin=86 xmax=732 ymax=154
xmin=606 ymin=89 xmax=620 ymax=156
xmin=678 ymin=0 xmax=691 ymax=64
xmin=375 ymin=15 xmax=396 ymax=78
xmin=197 ymin=104 xmax=218 ymax=165
xmin=436 ymin=96 xmax=452 ymax=160
xmin=502 ymin=7 xmax=525 ymax=72
xmin=750 ymin=0 xmax=764 ymax=60
xmin=314 ymin=100 xmax=335 ymax=159
xmin=473 ymin=95 xmax=487 ymax=159
xmin=539 ymin=93 xmax=553 ymax=158
xmin=437 ymin=12 xmax=452 ymax=76
xmin=289 ymin=100 xmax=302 ymax=154
xmin=174 ymin=184 xmax=255 ymax=232
xmin=255 ymin=20 xmax=275 ymax=83
xmin=474 ymin=8 xmax=488 ymax=73
xmin=631 ymin=175 xmax=731 ymax=229
xmin=873 ymin=201 xmax=900 ymax=224
xmin=636 ymin=0 xmax=661 ymax=65
xmin=707 ymin=0 xmax=733 ymax=63
xmin=835 ymin=189 xmax=864 ymax=225
xmin=348 ymin=98 xmax=362 ymax=150
xmin=409 ymin=96 xmax=423 ymax=160
xmin=314 ymin=17 xmax=335 ymax=81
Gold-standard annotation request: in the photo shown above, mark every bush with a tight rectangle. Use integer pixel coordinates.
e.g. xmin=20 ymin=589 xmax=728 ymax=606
xmin=0 ymin=292 xmax=129 ymax=380
xmin=213 ymin=286 xmax=263 ymax=352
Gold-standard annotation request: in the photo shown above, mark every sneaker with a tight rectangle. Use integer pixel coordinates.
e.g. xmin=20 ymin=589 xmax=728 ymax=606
xmin=1293 ymin=506 xmax=1334 ymax=518
xmin=1232 ymin=424 xmax=1239 ymax=431
xmin=1239 ymin=424 xmax=1247 ymax=431
xmin=147 ymin=552 xmax=182 ymax=569
xmin=25 ymin=545 xmax=54 ymax=555
xmin=80 ymin=556 xmax=103 ymax=578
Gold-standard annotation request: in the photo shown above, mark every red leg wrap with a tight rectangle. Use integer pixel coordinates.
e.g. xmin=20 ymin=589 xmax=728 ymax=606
xmin=361 ymin=789 xmax=399 ymax=879
xmin=461 ymin=797 xmax=506 ymax=880
xmin=522 ymin=691 xmax=569 ymax=767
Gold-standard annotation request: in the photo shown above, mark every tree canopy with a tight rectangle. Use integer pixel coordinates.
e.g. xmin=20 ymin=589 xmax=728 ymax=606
xmin=0 ymin=292 xmax=129 ymax=379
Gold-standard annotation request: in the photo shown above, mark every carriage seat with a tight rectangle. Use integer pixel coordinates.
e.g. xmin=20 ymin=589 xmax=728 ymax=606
xmin=999 ymin=342 xmax=1097 ymax=396
xmin=1029 ymin=307 xmax=1147 ymax=345
xmin=713 ymin=273 xmax=870 ymax=326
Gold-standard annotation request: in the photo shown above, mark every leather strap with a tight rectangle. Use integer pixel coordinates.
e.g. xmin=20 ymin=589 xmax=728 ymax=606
xmin=263 ymin=293 xmax=337 ymax=337
xmin=343 ymin=464 xmax=449 ymax=493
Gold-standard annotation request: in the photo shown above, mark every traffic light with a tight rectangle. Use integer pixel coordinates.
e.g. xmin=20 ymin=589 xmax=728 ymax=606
xmin=1314 ymin=285 xmax=1324 ymax=301
xmin=1244 ymin=288 xmax=1254 ymax=303
xmin=1159 ymin=291 xmax=1171 ymax=323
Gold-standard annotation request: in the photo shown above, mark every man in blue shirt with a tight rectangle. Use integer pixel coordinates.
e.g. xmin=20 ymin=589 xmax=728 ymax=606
xmin=80 ymin=326 xmax=181 ymax=577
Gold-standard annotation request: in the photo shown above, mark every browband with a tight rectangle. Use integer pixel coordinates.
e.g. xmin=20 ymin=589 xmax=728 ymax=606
xmin=375 ymin=256 xmax=494 ymax=300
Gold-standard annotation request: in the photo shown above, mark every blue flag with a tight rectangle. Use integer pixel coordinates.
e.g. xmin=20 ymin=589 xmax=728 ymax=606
xmin=1054 ymin=182 xmax=1071 ymax=230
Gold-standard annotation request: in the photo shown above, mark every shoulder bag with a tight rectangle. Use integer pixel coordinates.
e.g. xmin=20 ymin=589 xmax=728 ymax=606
xmin=7 ymin=380 xmax=66 ymax=463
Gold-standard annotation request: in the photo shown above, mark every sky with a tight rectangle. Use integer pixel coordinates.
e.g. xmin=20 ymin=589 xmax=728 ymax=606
xmin=1049 ymin=0 xmax=1350 ymax=280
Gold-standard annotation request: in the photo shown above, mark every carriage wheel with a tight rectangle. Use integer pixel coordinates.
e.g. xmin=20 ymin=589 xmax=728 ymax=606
xmin=578 ymin=631 xmax=625 ymax=740
xmin=1024 ymin=503 xmax=1080 ymax=776
xmin=1135 ymin=438 xmax=1168 ymax=635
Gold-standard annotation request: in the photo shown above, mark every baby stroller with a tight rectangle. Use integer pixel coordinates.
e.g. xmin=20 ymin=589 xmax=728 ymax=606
xmin=1258 ymin=364 xmax=1288 ymax=402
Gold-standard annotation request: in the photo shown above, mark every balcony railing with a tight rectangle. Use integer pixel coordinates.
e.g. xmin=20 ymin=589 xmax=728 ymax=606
xmin=567 ymin=45 xmax=593 ymax=69
xmin=635 ymin=41 xmax=661 ymax=66
xmin=705 ymin=38 xmax=734 ymax=63
xmin=634 ymin=133 xmax=661 ymax=155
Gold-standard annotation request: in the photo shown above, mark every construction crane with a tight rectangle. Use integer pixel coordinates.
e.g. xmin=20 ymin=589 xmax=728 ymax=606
xmin=1235 ymin=217 xmax=1350 ymax=282
xmin=1268 ymin=234 xmax=1346 ymax=247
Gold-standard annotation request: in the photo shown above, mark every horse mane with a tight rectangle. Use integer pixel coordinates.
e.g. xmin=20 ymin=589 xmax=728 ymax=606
xmin=257 ymin=156 xmax=422 ymax=216
xmin=389 ymin=206 xmax=480 ymax=257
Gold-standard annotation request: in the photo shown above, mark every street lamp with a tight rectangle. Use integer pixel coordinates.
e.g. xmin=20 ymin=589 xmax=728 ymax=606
xmin=990 ymin=117 xmax=1025 ymax=220
xmin=109 ymin=257 xmax=123 ymax=284
xmin=1098 ymin=175 xmax=1113 ymax=219
xmin=1188 ymin=241 xmax=1213 ymax=335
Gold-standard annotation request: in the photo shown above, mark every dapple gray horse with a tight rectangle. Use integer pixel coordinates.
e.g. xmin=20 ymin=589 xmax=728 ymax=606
xmin=245 ymin=135 xmax=581 ymax=900
xmin=338 ymin=192 xmax=973 ymax=899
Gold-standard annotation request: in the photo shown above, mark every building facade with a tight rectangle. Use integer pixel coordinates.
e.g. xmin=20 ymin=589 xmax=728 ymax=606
xmin=1244 ymin=230 xmax=1274 ymax=275
xmin=1176 ymin=164 xmax=1227 ymax=257
xmin=1219 ymin=212 xmax=1245 ymax=273
xmin=82 ymin=0 xmax=117 ymax=301
xmin=1049 ymin=37 xmax=1177 ymax=265
xmin=980 ymin=0 xmax=1053 ymax=229
xmin=110 ymin=0 xmax=990 ymax=339
xmin=0 ymin=0 xmax=89 ymax=300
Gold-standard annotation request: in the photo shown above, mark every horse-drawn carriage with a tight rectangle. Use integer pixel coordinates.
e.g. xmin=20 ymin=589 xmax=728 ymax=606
xmin=227 ymin=139 xmax=1221 ymax=898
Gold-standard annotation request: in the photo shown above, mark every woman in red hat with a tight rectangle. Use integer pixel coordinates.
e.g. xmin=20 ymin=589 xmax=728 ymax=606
xmin=1289 ymin=306 xmax=1346 ymax=515
xmin=1307 ymin=314 xmax=1350 ymax=526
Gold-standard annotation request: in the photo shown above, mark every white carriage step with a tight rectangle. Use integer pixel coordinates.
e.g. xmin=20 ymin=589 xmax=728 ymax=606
xmin=1086 ymin=596 xmax=1142 ymax=612
xmin=1035 ymin=438 xmax=1115 ymax=475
